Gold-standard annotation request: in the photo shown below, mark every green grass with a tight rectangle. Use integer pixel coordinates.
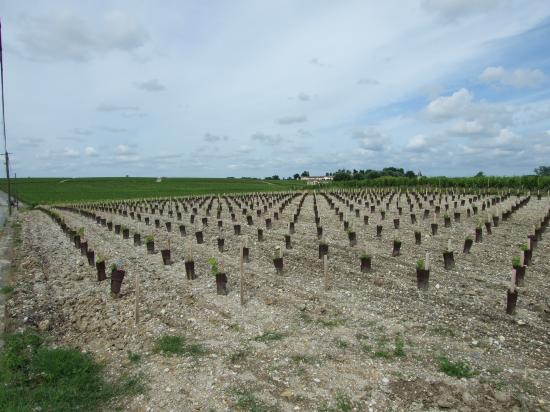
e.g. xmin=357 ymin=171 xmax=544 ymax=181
xmin=127 ymin=351 xmax=142 ymax=364
xmin=254 ymin=331 xmax=284 ymax=343
xmin=438 ymin=356 xmax=475 ymax=378
xmin=290 ymin=354 xmax=318 ymax=365
xmin=430 ymin=326 xmax=457 ymax=337
xmin=0 ymin=329 xmax=143 ymax=411
xmin=0 ymin=285 xmax=14 ymax=295
xmin=231 ymin=388 xmax=277 ymax=412
xmin=335 ymin=339 xmax=349 ymax=349
xmin=393 ymin=337 xmax=406 ymax=357
xmin=0 ymin=177 xmax=306 ymax=206
xmin=229 ymin=348 xmax=250 ymax=364
xmin=359 ymin=335 xmax=406 ymax=360
xmin=319 ymin=391 xmax=360 ymax=412
xmin=372 ymin=349 xmax=393 ymax=359
xmin=317 ymin=317 xmax=347 ymax=328
xmin=153 ymin=335 xmax=207 ymax=357
xmin=298 ymin=312 xmax=346 ymax=328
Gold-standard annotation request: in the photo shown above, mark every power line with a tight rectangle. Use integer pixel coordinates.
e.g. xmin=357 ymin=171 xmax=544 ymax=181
xmin=0 ymin=19 xmax=12 ymax=216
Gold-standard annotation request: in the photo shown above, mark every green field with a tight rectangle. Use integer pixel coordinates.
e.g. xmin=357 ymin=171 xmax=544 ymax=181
xmin=0 ymin=177 xmax=307 ymax=206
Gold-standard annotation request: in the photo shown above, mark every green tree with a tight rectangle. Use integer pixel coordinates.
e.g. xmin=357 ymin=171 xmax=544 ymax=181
xmin=534 ymin=166 xmax=550 ymax=176
xmin=333 ymin=169 xmax=352 ymax=181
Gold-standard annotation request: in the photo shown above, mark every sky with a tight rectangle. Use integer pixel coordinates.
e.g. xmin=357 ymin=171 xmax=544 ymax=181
xmin=2 ymin=0 xmax=550 ymax=178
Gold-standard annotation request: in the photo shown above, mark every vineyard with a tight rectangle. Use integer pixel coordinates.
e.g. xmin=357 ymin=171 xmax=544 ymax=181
xmin=6 ymin=188 xmax=550 ymax=410
xmin=0 ymin=177 xmax=306 ymax=206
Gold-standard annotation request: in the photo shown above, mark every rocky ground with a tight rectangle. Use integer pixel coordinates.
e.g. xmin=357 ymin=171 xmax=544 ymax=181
xmin=4 ymin=191 xmax=550 ymax=411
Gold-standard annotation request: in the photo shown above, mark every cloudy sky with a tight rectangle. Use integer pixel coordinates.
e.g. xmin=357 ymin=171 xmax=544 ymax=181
xmin=2 ymin=0 xmax=550 ymax=178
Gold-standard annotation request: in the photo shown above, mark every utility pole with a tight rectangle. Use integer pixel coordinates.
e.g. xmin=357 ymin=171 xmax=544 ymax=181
xmin=0 ymin=19 xmax=11 ymax=215
xmin=14 ymin=172 xmax=17 ymax=209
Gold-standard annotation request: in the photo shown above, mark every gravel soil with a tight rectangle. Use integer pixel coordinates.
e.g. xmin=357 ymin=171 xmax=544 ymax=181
xmin=5 ymin=191 xmax=550 ymax=411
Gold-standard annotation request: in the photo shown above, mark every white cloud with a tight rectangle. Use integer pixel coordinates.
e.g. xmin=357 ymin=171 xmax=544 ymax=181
xmin=71 ymin=128 xmax=92 ymax=136
xmin=237 ymin=145 xmax=253 ymax=154
xmin=135 ymin=79 xmax=166 ymax=92
xmin=422 ymin=0 xmax=508 ymax=21
xmin=357 ymin=78 xmax=379 ymax=86
xmin=251 ymin=132 xmax=283 ymax=145
xmin=310 ymin=57 xmax=330 ymax=68
xmin=84 ymin=146 xmax=97 ymax=157
xmin=14 ymin=11 xmax=149 ymax=62
xmin=352 ymin=129 xmax=387 ymax=151
xmin=203 ymin=133 xmax=228 ymax=142
xmin=62 ymin=147 xmax=79 ymax=157
xmin=406 ymin=134 xmax=428 ymax=151
xmin=16 ymin=137 xmax=45 ymax=147
xmin=97 ymin=104 xmax=140 ymax=113
xmin=115 ymin=144 xmax=135 ymax=154
xmin=449 ymin=120 xmax=490 ymax=136
xmin=480 ymin=66 xmax=546 ymax=88
xmin=494 ymin=128 xmax=515 ymax=144
xmin=426 ymin=88 xmax=473 ymax=119
xmin=276 ymin=115 xmax=307 ymax=125
xmin=115 ymin=154 xmax=141 ymax=163
xmin=101 ymin=127 xmax=128 ymax=133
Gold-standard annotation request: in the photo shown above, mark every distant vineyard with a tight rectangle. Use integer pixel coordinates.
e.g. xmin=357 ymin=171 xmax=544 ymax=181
xmin=330 ymin=175 xmax=550 ymax=190
xmin=0 ymin=177 xmax=307 ymax=206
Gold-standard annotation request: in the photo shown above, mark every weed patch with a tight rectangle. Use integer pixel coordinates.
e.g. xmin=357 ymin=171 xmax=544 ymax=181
xmin=0 ymin=330 xmax=143 ymax=411
xmin=319 ymin=391 xmax=360 ymax=412
xmin=127 ymin=351 xmax=142 ymax=364
xmin=438 ymin=356 xmax=475 ymax=378
xmin=154 ymin=335 xmax=207 ymax=357
xmin=254 ymin=331 xmax=284 ymax=343
xmin=0 ymin=285 xmax=14 ymax=295
xmin=231 ymin=388 xmax=277 ymax=411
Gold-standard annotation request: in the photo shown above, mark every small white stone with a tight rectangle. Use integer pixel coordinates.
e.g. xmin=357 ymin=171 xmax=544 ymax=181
xmin=165 ymin=387 xmax=171 ymax=392
xmin=313 ymin=378 xmax=320 ymax=383
xmin=164 ymin=368 xmax=170 ymax=372
xmin=382 ymin=377 xmax=389 ymax=384
xmin=435 ymin=284 xmax=441 ymax=289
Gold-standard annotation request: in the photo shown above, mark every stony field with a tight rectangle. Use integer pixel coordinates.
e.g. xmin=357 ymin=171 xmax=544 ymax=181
xmin=5 ymin=190 xmax=550 ymax=411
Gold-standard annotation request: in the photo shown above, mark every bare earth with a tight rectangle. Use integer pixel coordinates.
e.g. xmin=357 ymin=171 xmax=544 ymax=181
xmin=4 ymin=191 xmax=550 ymax=411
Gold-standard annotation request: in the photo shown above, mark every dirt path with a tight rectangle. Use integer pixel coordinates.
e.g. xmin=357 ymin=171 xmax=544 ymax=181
xmin=0 ymin=192 xmax=18 ymax=350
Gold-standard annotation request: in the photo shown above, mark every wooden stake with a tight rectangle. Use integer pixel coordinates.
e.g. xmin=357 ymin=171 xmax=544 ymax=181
xmin=447 ymin=238 xmax=452 ymax=252
xmin=240 ymin=245 xmax=245 ymax=306
xmin=425 ymin=252 xmax=430 ymax=271
xmin=510 ymin=269 xmax=517 ymax=292
xmin=134 ymin=269 xmax=140 ymax=327
xmin=323 ymin=254 xmax=329 ymax=291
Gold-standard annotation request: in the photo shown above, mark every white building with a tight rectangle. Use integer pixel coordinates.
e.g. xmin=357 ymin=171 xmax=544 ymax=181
xmin=299 ymin=176 xmax=333 ymax=185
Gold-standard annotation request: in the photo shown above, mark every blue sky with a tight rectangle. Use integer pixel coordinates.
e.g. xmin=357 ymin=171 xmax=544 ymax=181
xmin=2 ymin=0 xmax=550 ymax=177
